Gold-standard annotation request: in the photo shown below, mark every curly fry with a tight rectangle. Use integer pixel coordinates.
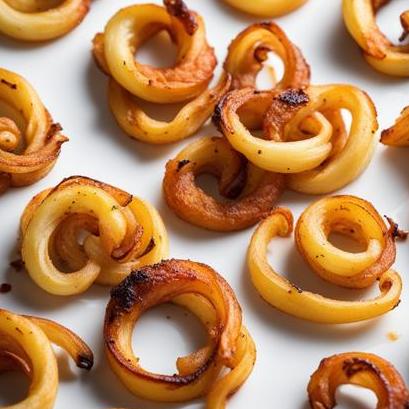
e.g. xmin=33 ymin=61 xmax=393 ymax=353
xmin=343 ymin=0 xmax=409 ymax=76
xmin=381 ymin=105 xmax=409 ymax=146
xmin=224 ymin=22 xmax=310 ymax=90
xmin=0 ymin=68 xmax=67 ymax=194
xmin=0 ymin=308 xmax=93 ymax=409
xmin=163 ymin=136 xmax=285 ymax=231
xmin=308 ymin=352 xmax=409 ymax=408
xmin=0 ymin=0 xmax=90 ymax=41
xmin=92 ymin=0 xmax=223 ymax=144
xmin=215 ymin=85 xmax=378 ymax=194
xmin=20 ymin=176 xmax=169 ymax=295
xmin=223 ymin=0 xmax=308 ymax=17
xmin=104 ymin=259 xmax=255 ymax=408
xmin=247 ymin=196 xmax=402 ymax=324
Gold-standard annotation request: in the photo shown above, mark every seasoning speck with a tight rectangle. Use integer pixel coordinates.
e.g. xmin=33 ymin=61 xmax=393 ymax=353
xmin=0 ymin=283 xmax=12 ymax=293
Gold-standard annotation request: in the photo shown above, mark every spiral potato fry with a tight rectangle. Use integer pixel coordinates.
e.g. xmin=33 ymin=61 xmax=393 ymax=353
xmin=0 ymin=309 xmax=93 ymax=409
xmin=224 ymin=22 xmax=310 ymax=91
xmin=0 ymin=68 xmax=67 ymax=194
xmin=223 ymin=0 xmax=308 ymax=18
xmin=343 ymin=0 xmax=409 ymax=76
xmin=0 ymin=0 xmax=90 ymax=41
xmin=104 ymin=259 xmax=255 ymax=408
xmin=163 ymin=136 xmax=285 ymax=231
xmin=20 ymin=176 xmax=169 ymax=296
xmin=381 ymin=105 xmax=409 ymax=146
xmin=247 ymin=196 xmax=402 ymax=324
xmin=215 ymin=86 xmax=378 ymax=194
xmin=92 ymin=0 xmax=225 ymax=144
xmin=308 ymin=352 xmax=409 ymax=408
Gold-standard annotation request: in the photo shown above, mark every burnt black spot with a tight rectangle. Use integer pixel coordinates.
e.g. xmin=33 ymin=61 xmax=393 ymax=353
xmin=212 ymin=99 xmax=225 ymax=133
xmin=0 ymin=79 xmax=17 ymax=90
xmin=110 ymin=270 xmax=150 ymax=310
xmin=77 ymin=354 xmax=94 ymax=371
xmin=278 ymin=89 xmax=309 ymax=106
xmin=177 ymin=159 xmax=190 ymax=171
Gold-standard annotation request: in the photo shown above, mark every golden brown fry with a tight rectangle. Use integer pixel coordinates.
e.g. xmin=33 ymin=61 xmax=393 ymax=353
xmin=21 ymin=176 xmax=169 ymax=295
xmin=216 ymin=86 xmax=378 ymax=194
xmin=343 ymin=0 xmax=409 ymax=76
xmin=247 ymin=196 xmax=402 ymax=324
xmin=0 ymin=309 xmax=93 ymax=409
xmin=92 ymin=0 xmax=222 ymax=144
xmin=163 ymin=136 xmax=285 ymax=231
xmin=0 ymin=68 xmax=67 ymax=194
xmin=105 ymin=73 xmax=231 ymax=145
xmin=296 ymin=195 xmax=396 ymax=289
xmin=381 ymin=106 xmax=409 ymax=146
xmin=0 ymin=0 xmax=90 ymax=41
xmin=308 ymin=352 xmax=409 ymax=409
xmin=104 ymin=259 xmax=255 ymax=408
xmin=223 ymin=0 xmax=308 ymax=18
xmin=224 ymin=22 xmax=310 ymax=90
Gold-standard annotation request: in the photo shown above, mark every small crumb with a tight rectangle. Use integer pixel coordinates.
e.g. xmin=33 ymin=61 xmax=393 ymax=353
xmin=387 ymin=331 xmax=399 ymax=342
xmin=0 ymin=283 xmax=12 ymax=293
xmin=10 ymin=259 xmax=24 ymax=272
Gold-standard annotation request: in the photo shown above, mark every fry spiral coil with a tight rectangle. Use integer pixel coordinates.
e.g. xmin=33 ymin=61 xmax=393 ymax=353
xmin=216 ymin=85 xmax=378 ymax=194
xmin=20 ymin=176 xmax=169 ymax=296
xmin=92 ymin=0 xmax=228 ymax=144
xmin=247 ymin=196 xmax=402 ymax=324
xmin=104 ymin=259 xmax=255 ymax=408
xmin=0 ymin=0 xmax=90 ymax=41
xmin=223 ymin=0 xmax=308 ymax=18
xmin=224 ymin=21 xmax=310 ymax=91
xmin=343 ymin=0 xmax=409 ymax=76
xmin=0 ymin=68 xmax=67 ymax=194
xmin=308 ymin=352 xmax=409 ymax=408
xmin=163 ymin=136 xmax=285 ymax=231
xmin=0 ymin=309 xmax=93 ymax=409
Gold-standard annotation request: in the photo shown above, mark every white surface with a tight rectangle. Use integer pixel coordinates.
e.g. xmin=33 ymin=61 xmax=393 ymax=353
xmin=1 ymin=0 xmax=409 ymax=408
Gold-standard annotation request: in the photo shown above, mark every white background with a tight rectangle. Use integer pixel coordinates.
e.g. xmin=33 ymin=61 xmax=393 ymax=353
xmin=1 ymin=0 xmax=409 ymax=408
